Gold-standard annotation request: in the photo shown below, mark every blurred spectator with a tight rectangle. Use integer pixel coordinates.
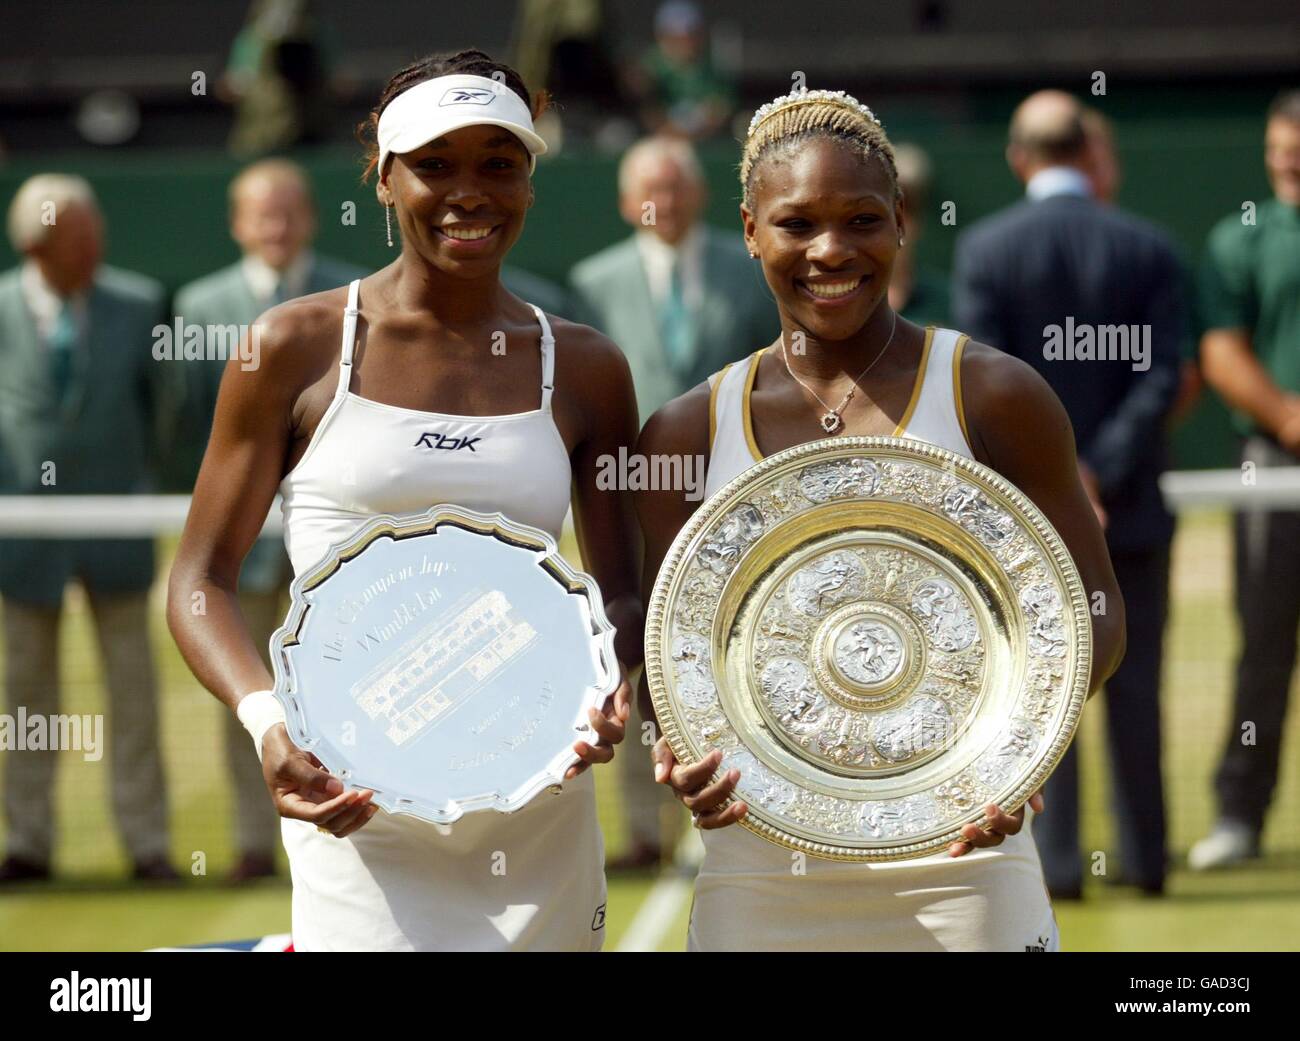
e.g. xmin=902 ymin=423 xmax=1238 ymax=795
xmin=1081 ymin=107 xmax=1121 ymax=205
xmin=170 ymin=159 xmax=362 ymax=483
xmin=221 ymin=0 xmax=339 ymax=156
xmin=171 ymin=158 xmax=362 ymax=881
xmin=1192 ymin=88 xmax=1300 ymax=871
xmin=570 ymin=135 xmax=776 ymax=422
xmin=512 ymin=0 xmax=624 ymax=143
xmin=1083 ymin=107 xmax=1202 ymax=421
xmin=953 ymin=90 xmax=1185 ymax=898
xmin=626 ymin=2 xmax=736 ymax=140
xmin=0 ymin=175 xmax=177 ymax=884
xmin=887 ymin=142 xmax=950 ymax=327
xmin=569 ymin=135 xmax=775 ymax=868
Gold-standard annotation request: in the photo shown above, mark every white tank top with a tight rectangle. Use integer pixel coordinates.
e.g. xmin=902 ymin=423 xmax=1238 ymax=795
xmin=691 ymin=326 xmax=1060 ymax=952
xmin=705 ymin=326 xmax=973 ymax=499
xmin=280 ymin=279 xmax=572 ymax=574
xmin=275 ymin=279 xmax=606 ymax=951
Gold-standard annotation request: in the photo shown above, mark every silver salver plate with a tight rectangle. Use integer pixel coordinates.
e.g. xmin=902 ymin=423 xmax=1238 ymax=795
xmin=645 ymin=436 xmax=1092 ymax=861
xmin=270 ymin=505 xmax=619 ymax=824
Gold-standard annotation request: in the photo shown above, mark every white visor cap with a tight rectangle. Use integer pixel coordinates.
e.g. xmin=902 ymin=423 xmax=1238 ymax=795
xmin=377 ymin=74 xmax=547 ymax=177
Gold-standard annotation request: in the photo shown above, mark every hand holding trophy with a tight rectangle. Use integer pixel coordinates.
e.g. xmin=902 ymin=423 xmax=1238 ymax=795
xmin=270 ymin=505 xmax=622 ymax=825
xmin=646 ymin=436 xmax=1090 ymax=862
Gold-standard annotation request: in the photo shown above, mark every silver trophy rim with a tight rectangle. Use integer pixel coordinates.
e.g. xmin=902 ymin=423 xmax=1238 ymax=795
xmin=645 ymin=435 xmax=1092 ymax=861
xmin=269 ymin=503 xmax=621 ymax=824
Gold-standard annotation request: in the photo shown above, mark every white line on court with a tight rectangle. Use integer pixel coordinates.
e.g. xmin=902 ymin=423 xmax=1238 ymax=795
xmin=615 ymin=829 xmax=703 ymax=952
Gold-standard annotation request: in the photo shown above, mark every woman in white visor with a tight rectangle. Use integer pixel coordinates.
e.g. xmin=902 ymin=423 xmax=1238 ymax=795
xmin=168 ymin=50 xmax=642 ymax=951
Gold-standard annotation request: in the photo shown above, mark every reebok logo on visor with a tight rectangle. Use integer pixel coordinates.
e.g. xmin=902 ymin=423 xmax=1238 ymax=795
xmin=441 ymin=87 xmax=496 ymax=106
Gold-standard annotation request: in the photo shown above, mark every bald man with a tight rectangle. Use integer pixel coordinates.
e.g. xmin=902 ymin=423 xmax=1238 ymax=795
xmin=569 ymin=136 xmax=775 ymax=868
xmin=570 ymin=136 xmax=775 ymax=423
xmin=953 ymin=90 xmax=1187 ymax=900
xmin=1081 ymin=107 xmax=1120 ymax=205
xmin=172 ymin=158 xmax=363 ymax=882
xmin=0 ymin=175 xmax=176 ymax=884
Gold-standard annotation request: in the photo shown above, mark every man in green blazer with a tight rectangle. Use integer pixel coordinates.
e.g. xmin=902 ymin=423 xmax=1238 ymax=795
xmin=171 ymin=158 xmax=363 ymax=882
xmin=569 ymin=136 xmax=778 ymax=869
xmin=0 ymin=175 xmax=177 ymax=884
xmin=170 ymin=159 xmax=364 ymax=486
xmin=569 ymin=135 xmax=778 ymax=425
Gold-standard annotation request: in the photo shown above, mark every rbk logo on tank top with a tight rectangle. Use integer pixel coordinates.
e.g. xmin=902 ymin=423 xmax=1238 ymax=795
xmin=414 ymin=431 xmax=481 ymax=452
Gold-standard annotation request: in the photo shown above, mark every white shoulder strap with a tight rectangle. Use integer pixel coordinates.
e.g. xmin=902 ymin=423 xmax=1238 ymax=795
xmin=899 ymin=328 xmax=973 ymax=457
xmin=338 ymin=278 xmax=361 ymax=370
xmin=712 ymin=353 xmax=756 ymax=457
xmin=529 ymin=304 xmax=556 ymax=411
xmin=704 ymin=353 xmax=763 ymax=498
xmin=331 ymin=279 xmax=361 ymax=402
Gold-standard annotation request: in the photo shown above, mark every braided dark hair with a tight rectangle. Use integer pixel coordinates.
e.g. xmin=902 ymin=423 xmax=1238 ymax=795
xmin=741 ymin=91 xmax=898 ymax=210
xmin=358 ymin=49 xmax=546 ymax=181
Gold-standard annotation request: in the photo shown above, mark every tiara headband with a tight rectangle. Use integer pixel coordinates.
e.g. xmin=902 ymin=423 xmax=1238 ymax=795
xmin=746 ymin=89 xmax=883 ymax=140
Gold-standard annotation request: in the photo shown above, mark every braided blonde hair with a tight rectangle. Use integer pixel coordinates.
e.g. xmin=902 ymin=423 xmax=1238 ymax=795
xmin=740 ymin=89 xmax=899 ymax=209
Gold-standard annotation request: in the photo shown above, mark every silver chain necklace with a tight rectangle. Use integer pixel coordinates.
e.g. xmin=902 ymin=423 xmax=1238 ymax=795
xmin=779 ymin=310 xmax=899 ymax=434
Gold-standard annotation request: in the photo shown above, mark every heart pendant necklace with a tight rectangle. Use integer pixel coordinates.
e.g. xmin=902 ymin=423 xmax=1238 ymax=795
xmin=779 ymin=310 xmax=899 ymax=435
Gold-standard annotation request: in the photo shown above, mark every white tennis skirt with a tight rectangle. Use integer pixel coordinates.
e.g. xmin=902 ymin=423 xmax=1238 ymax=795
xmin=688 ymin=805 xmax=1060 ymax=951
xmin=282 ymin=769 xmax=607 ymax=951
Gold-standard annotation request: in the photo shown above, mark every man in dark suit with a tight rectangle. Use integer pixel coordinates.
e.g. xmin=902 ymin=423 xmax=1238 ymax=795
xmin=952 ymin=90 xmax=1185 ymax=898
xmin=0 ymin=175 xmax=177 ymax=884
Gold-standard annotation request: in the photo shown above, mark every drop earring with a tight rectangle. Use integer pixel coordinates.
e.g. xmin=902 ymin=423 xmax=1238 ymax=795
xmin=385 ymin=204 xmax=394 ymax=248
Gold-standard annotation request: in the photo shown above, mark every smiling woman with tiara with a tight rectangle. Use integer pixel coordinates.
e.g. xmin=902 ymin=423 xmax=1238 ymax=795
xmin=635 ymin=88 xmax=1127 ymax=951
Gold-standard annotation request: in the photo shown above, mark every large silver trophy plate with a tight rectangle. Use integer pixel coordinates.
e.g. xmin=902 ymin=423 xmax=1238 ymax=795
xmin=270 ymin=505 xmax=619 ymax=824
xmin=645 ymin=437 xmax=1091 ymax=861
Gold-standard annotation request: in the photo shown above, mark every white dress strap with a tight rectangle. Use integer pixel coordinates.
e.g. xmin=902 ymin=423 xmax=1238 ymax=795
xmin=529 ymin=304 xmax=556 ymax=411
xmin=896 ymin=327 xmax=974 ymax=458
xmin=704 ymin=351 xmax=763 ymax=500
xmin=335 ymin=279 xmax=361 ymax=399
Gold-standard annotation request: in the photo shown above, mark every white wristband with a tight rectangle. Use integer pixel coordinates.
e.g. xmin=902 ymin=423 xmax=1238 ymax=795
xmin=236 ymin=689 xmax=286 ymax=760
